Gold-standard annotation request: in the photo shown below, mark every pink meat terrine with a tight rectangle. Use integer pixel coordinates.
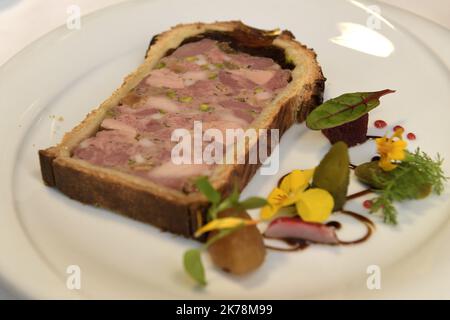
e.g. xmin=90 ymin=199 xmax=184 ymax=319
xmin=72 ymin=38 xmax=292 ymax=191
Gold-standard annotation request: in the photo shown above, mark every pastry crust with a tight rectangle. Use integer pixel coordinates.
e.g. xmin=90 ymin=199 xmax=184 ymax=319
xmin=39 ymin=21 xmax=325 ymax=238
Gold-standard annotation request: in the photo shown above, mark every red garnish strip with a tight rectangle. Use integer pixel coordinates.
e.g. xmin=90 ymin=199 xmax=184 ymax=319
xmin=264 ymin=217 xmax=339 ymax=244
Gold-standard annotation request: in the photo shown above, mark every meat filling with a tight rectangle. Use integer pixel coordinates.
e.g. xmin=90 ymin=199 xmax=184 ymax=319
xmin=73 ymin=38 xmax=292 ymax=191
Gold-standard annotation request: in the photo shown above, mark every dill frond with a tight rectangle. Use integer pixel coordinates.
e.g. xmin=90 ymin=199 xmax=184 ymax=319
xmin=370 ymin=148 xmax=447 ymax=224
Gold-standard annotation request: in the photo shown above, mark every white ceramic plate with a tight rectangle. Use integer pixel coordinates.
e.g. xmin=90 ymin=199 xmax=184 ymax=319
xmin=1 ymin=0 xmax=449 ymax=299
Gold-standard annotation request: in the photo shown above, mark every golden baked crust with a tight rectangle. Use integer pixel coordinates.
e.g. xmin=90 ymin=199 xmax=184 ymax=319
xmin=39 ymin=21 xmax=325 ymax=238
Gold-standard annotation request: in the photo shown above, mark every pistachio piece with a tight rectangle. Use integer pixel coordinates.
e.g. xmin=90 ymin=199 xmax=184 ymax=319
xmin=179 ymin=96 xmax=193 ymax=103
xmin=199 ymin=103 xmax=210 ymax=112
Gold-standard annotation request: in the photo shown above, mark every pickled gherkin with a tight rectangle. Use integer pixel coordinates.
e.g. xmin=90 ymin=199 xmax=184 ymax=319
xmin=354 ymin=161 xmax=388 ymax=189
xmin=355 ymin=161 xmax=433 ymax=199
xmin=312 ymin=141 xmax=350 ymax=211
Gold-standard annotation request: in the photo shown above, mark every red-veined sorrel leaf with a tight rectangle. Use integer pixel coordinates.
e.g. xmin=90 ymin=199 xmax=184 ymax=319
xmin=306 ymin=89 xmax=395 ymax=130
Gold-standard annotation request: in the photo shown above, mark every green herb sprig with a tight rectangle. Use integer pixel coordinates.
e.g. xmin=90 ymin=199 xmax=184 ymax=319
xmin=183 ymin=227 xmax=243 ymax=286
xmin=370 ymin=149 xmax=447 ymax=224
xmin=183 ymin=177 xmax=267 ymax=286
xmin=195 ymin=176 xmax=267 ymax=221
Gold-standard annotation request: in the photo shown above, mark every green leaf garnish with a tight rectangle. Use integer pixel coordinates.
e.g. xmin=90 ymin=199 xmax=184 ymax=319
xmin=195 ymin=177 xmax=221 ymax=206
xmin=306 ymin=89 xmax=395 ymax=130
xmin=213 ymin=198 xmax=234 ymax=216
xmin=195 ymin=178 xmax=268 ymax=220
xmin=227 ymin=181 xmax=241 ymax=205
xmin=209 ymin=185 xmax=239 ymax=219
xmin=183 ymin=249 xmax=206 ymax=286
xmin=183 ymin=225 xmax=245 ymax=285
xmin=237 ymin=197 xmax=268 ymax=209
xmin=186 ymin=177 xmax=266 ymax=285
xmin=203 ymin=227 xmax=242 ymax=249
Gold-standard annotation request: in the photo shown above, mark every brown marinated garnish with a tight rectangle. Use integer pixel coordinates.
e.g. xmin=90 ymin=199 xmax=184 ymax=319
xmin=207 ymin=208 xmax=266 ymax=275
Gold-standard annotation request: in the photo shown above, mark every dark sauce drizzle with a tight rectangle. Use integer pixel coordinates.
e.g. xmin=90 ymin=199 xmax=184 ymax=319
xmin=277 ymin=172 xmax=290 ymax=188
xmin=371 ymin=156 xmax=381 ymax=162
xmin=338 ymin=210 xmax=375 ymax=245
xmin=264 ymin=236 xmax=310 ymax=252
xmin=347 ymin=135 xmax=382 ymax=169
xmin=346 ymin=189 xmax=372 ymax=200
xmin=326 ymin=221 xmax=341 ymax=229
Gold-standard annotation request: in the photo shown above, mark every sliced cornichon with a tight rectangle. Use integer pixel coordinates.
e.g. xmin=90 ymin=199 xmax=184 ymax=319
xmin=306 ymin=89 xmax=395 ymax=130
xmin=312 ymin=141 xmax=350 ymax=211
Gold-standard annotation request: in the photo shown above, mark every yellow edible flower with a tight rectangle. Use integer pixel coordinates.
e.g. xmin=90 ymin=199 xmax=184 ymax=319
xmin=194 ymin=217 xmax=258 ymax=237
xmin=260 ymin=169 xmax=334 ymax=223
xmin=376 ymin=128 xmax=407 ymax=171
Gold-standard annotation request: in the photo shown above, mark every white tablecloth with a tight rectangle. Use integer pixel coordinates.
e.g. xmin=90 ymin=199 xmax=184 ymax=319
xmin=0 ymin=0 xmax=448 ymax=299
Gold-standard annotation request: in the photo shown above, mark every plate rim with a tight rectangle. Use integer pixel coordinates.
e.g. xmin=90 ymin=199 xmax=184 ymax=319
xmin=0 ymin=0 xmax=449 ymax=299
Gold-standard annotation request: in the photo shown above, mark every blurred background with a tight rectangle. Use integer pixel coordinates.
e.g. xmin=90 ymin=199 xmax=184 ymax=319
xmin=0 ymin=0 xmax=449 ymax=66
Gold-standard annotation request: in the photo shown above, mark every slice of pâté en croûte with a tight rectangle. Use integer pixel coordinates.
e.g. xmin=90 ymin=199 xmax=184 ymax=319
xmin=39 ymin=21 xmax=325 ymax=238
